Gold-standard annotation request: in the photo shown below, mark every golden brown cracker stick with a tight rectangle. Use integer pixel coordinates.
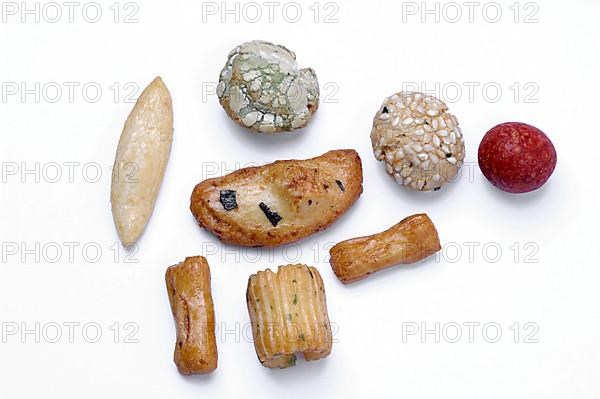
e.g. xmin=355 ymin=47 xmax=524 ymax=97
xmin=166 ymin=256 xmax=217 ymax=375
xmin=329 ymin=214 xmax=441 ymax=284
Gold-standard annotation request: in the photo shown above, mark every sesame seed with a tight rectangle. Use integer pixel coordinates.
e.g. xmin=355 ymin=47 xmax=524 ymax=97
xmin=371 ymin=91 xmax=465 ymax=192
xmin=449 ymin=132 xmax=457 ymax=144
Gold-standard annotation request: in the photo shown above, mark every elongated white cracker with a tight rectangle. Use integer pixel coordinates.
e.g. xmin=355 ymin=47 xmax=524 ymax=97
xmin=111 ymin=77 xmax=174 ymax=246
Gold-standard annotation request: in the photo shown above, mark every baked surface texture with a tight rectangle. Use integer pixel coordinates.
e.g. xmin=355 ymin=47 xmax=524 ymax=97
xmin=330 ymin=214 xmax=441 ymax=284
xmin=246 ymin=264 xmax=333 ymax=368
xmin=190 ymin=149 xmax=363 ymax=247
xmin=166 ymin=256 xmax=218 ymax=375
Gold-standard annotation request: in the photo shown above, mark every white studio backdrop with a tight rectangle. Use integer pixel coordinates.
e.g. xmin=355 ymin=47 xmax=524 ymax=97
xmin=0 ymin=0 xmax=599 ymax=398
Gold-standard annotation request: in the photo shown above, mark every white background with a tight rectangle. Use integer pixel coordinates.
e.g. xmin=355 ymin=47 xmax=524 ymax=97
xmin=1 ymin=0 xmax=599 ymax=397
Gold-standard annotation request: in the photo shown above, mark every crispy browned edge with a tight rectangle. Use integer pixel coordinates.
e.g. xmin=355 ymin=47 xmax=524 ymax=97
xmin=245 ymin=264 xmax=333 ymax=368
xmin=190 ymin=149 xmax=363 ymax=247
xmin=165 ymin=256 xmax=217 ymax=375
xmin=329 ymin=214 xmax=441 ymax=284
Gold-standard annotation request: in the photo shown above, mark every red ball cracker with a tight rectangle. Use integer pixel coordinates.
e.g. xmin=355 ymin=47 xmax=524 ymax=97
xmin=478 ymin=122 xmax=557 ymax=193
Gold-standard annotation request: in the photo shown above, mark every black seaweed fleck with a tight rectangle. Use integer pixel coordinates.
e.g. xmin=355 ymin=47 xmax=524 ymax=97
xmin=259 ymin=202 xmax=282 ymax=227
xmin=219 ymin=190 xmax=238 ymax=211
xmin=446 ymin=153 xmax=452 ymax=158
xmin=434 ymin=187 xmax=441 ymax=192
xmin=382 ymin=106 xmax=389 ymax=114
xmin=335 ymin=180 xmax=345 ymax=192
xmin=308 ymin=199 xmax=313 ymax=206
